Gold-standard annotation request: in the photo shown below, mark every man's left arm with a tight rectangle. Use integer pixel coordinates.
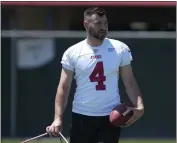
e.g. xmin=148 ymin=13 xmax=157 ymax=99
xmin=119 ymin=64 xmax=144 ymax=126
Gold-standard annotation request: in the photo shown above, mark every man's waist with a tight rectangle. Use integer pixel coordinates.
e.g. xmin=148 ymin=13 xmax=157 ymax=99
xmin=72 ymin=97 xmax=120 ymax=116
xmin=72 ymin=101 xmax=120 ymax=116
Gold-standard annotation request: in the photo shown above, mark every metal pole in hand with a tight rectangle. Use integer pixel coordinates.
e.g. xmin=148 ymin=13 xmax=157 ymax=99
xmin=59 ymin=132 xmax=69 ymax=143
xmin=20 ymin=133 xmax=48 ymax=143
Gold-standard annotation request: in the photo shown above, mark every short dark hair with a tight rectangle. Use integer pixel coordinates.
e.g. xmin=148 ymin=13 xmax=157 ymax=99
xmin=84 ymin=7 xmax=106 ymax=18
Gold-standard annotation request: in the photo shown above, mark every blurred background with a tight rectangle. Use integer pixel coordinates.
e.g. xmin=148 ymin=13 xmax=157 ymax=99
xmin=1 ymin=1 xmax=176 ymax=143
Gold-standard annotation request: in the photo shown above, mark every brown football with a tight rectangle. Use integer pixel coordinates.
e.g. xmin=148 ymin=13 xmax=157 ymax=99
xmin=109 ymin=103 xmax=133 ymax=127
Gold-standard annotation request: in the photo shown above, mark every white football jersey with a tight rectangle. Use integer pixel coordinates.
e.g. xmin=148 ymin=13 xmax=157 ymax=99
xmin=61 ymin=38 xmax=133 ymax=116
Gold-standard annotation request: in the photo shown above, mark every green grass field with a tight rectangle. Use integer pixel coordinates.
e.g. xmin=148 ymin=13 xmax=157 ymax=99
xmin=2 ymin=138 xmax=176 ymax=143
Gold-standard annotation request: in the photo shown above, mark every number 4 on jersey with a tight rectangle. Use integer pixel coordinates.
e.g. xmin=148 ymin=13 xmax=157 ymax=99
xmin=89 ymin=61 xmax=106 ymax=90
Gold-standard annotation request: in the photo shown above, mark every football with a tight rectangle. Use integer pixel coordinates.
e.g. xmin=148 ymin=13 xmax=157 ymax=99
xmin=109 ymin=103 xmax=133 ymax=127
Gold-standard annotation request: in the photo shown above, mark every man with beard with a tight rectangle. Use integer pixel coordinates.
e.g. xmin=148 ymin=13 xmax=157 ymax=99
xmin=46 ymin=7 xmax=144 ymax=143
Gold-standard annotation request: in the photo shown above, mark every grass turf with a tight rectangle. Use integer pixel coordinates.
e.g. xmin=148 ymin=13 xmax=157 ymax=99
xmin=1 ymin=138 xmax=176 ymax=143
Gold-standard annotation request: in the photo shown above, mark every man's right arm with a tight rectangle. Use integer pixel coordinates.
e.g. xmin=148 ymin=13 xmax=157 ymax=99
xmin=54 ymin=67 xmax=73 ymax=121
xmin=46 ymin=48 xmax=74 ymax=135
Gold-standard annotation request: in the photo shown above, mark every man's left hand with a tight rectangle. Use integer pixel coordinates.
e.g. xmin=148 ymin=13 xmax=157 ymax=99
xmin=124 ymin=106 xmax=144 ymax=127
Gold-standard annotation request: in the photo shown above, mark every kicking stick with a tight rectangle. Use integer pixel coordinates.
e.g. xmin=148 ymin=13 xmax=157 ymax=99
xmin=20 ymin=132 xmax=48 ymax=143
xmin=59 ymin=132 xmax=69 ymax=143
xmin=20 ymin=132 xmax=69 ymax=143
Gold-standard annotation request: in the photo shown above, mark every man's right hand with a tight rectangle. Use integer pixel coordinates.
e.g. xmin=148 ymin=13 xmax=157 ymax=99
xmin=46 ymin=118 xmax=62 ymax=136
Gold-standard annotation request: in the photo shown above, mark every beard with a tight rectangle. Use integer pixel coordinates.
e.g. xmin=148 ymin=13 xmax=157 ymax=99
xmin=88 ymin=27 xmax=107 ymax=41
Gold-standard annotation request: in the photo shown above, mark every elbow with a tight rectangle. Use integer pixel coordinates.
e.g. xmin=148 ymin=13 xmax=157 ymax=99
xmin=125 ymin=80 xmax=135 ymax=90
xmin=56 ymin=84 xmax=70 ymax=99
xmin=58 ymin=83 xmax=70 ymax=92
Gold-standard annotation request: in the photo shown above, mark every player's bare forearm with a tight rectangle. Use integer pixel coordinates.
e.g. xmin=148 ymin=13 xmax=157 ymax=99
xmin=125 ymin=77 xmax=144 ymax=108
xmin=54 ymin=68 xmax=73 ymax=121
xmin=120 ymin=65 xmax=144 ymax=109
xmin=54 ymin=86 xmax=70 ymax=121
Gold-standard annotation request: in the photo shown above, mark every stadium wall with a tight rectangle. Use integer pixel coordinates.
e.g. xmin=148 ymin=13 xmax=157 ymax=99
xmin=2 ymin=37 xmax=176 ymax=138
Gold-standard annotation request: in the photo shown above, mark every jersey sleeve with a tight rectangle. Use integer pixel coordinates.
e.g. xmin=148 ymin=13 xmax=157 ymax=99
xmin=120 ymin=45 xmax=133 ymax=67
xmin=61 ymin=49 xmax=74 ymax=71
